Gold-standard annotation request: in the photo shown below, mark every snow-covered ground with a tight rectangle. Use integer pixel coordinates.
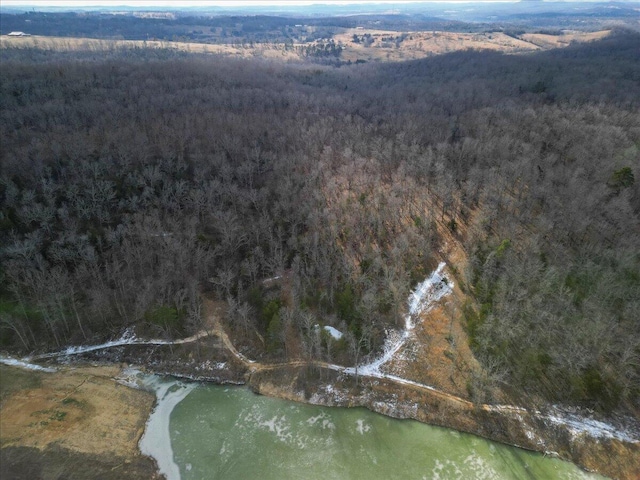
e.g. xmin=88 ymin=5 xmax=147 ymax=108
xmin=543 ymin=407 xmax=638 ymax=443
xmin=30 ymin=328 xmax=147 ymax=360
xmin=324 ymin=326 xmax=344 ymax=340
xmin=406 ymin=262 xmax=451 ymax=329
xmin=29 ymin=328 xmax=212 ymax=362
xmin=343 ymin=262 xmax=452 ymax=378
xmin=326 ymin=263 xmax=639 ymax=445
xmin=313 ymin=324 xmax=344 ymax=340
xmin=0 ymin=355 xmax=57 ymax=372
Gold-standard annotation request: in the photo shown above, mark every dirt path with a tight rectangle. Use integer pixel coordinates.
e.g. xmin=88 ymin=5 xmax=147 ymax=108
xmin=9 ymin=283 xmax=638 ymax=448
xmin=199 ymin=295 xmax=478 ymax=412
xmin=201 ymin=293 xmax=639 ymax=447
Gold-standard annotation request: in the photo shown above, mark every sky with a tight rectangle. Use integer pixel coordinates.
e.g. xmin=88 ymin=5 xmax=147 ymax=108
xmin=0 ymin=0 xmax=524 ymax=7
xmin=7 ymin=0 xmax=419 ymax=5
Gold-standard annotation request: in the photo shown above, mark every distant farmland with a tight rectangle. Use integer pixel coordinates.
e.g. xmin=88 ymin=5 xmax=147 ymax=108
xmin=1 ymin=29 xmax=611 ymax=63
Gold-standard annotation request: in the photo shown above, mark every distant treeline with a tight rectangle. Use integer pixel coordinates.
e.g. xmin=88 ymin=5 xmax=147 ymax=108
xmin=2 ymin=4 xmax=638 ymax=43
xmin=0 ymin=11 xmax=475 ymax=44
xmin=1 ymin=30 xmax=639 ymax=412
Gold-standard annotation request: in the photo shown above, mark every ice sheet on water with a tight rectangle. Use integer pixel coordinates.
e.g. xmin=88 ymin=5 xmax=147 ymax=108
xmin=139 ymin=375 xmax=196 ymax=480
xmin=116 ymin=367 xmax=145 ymax=389
xmin=258 ymin=415 xmax=293 ymax=443
xmin=355 ymin=419 xmax=371 ymax=435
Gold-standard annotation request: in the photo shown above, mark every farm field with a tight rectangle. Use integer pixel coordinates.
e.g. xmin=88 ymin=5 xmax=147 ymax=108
xmin=1 ymin=29 xmax=611 ymax=62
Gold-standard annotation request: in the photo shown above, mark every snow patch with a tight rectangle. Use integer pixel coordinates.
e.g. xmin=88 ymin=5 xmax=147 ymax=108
xmin=323 ymin=326 xmax=344 ymax=340
xmin=313 ymin=324 xmax=344 ymax=340
xmin=262 ymin=275 xmax=282 ymax=284
xmin=344 ymin=262 xmax=452 ymax=379
xmin=0 ymin=355 xmax=56 ymax=372
xmin=195 ymin=360 xmax=227 ymax=371
xmin=544 ymin=409 xmax=638 ymax=443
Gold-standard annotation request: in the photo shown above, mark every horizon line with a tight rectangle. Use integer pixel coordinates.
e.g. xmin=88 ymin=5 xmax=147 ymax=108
xmin=2 ymin=0 xmax=618 ymax=8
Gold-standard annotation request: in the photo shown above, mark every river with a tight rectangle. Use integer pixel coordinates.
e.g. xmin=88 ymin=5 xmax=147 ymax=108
xmin=0 ymin=260 xmax=625 ymax=478
xmin=135 ymin=374 xmax=604 ymax=480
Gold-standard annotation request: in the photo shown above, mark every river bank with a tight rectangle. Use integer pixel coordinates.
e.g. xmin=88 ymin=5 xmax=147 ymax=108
xmin=0 ymin=363 xmax=161 ymax=480
xmin=1 ymin=265 xmax=638 ymax=479
xmin=2 ymin=350 xmax=638 ymax=480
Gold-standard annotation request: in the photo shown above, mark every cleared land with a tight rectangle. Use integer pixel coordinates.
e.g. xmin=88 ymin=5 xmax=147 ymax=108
xmin=0 ymin=35 xmax=302 ymax=60
xmin=1 ymin=29 xmax=611 ymax=62
xmin=0 ymin=364 xmax=160 ymax=479
xmin=520 ymin=30 xmax=610 ymax=49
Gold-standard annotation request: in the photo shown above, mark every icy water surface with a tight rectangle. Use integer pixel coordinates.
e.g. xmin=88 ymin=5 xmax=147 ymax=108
xmin=168 ymin=383 xmax=604 ymax=480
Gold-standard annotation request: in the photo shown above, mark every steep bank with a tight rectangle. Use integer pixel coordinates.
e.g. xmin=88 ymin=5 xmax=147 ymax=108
xmin=2 ymin=262 xmax=638 ymax=480
xmin=247 ymin=366 xmax=639 ymax=480
xmin=3 ymin=332 xmax=639 ymax=479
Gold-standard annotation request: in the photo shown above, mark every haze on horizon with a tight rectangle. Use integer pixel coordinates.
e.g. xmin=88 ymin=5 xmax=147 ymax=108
xmin=0 ymin=0 xmax=589 ymax=8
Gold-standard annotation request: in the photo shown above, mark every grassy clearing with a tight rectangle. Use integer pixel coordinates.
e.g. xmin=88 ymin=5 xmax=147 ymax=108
xmin=1 ymin=29 xmax=611 ymax=64
xmin=0 ymin=35 xmax=302 ymax=60
xmin=0 ymin=365 xmax=43 ymax=406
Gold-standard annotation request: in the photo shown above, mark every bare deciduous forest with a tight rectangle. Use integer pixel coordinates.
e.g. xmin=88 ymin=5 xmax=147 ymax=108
xmin=1 ymin=30 xmax=639 ymax=413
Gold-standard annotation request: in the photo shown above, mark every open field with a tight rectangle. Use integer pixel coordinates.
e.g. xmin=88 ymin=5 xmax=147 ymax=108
xmin=0 ymin=364 xmax=160 ymax=479
xmin=0 ymin=35 xmax=302 ymax=60
xmin=520 ymin=30 xmax=611 ymax=49
xmin=1 ymin=29 xmax=611 ymax=62
xmin=335 ymin=29 xmax=540 ymax=61
xmin=335 ymin=28 xmax=612 ymax=61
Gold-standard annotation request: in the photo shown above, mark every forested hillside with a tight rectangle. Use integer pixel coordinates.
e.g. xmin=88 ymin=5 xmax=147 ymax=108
xmin=1 ymin=30 xmax=639 ymax=412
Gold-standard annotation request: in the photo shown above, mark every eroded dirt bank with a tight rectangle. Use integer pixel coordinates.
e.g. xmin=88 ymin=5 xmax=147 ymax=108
xmin=3 ymin=338 xmax=639 ymax=480
xmin=246 ymin=365 xmax=640 ymax=480
xmin=2 ymin=262 xmax=639 ymax=480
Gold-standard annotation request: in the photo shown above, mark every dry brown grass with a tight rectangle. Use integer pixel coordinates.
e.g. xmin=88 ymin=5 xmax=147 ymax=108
xmin=379 ymin=214 xmax=486 ymax=401
xmin=0 ymin=35 xmax=303 ymax=60
xmin=519 ymin=30 xmax=610 ymax=49
xmin=1 ymin=29 xmax=611 ymax=64
xmin=334 ymin=29 xmax=542 ymax=62
xmin=0 ymin=364 xmax=153 ymax=458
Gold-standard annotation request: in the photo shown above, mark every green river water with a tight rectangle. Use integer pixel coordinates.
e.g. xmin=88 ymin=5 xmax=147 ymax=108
xmin=162 ymin=381 xmax=603 ymax=480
